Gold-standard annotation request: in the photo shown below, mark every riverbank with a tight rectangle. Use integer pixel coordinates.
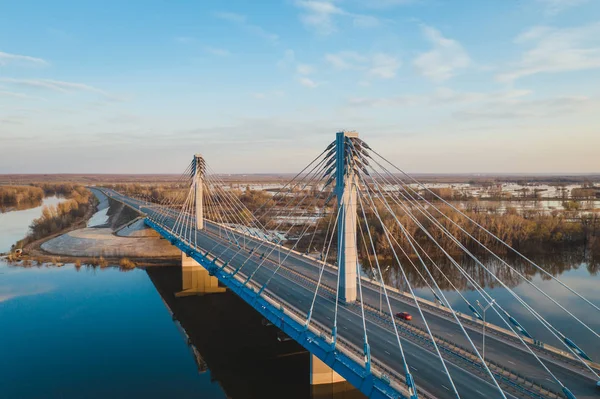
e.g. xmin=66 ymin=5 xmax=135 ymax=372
xmin=8 ymin=188 xmax=179 ymax=267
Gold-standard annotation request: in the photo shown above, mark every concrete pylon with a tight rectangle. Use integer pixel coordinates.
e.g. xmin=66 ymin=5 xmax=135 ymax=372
xmin=176 ymin=252 xmax=225 ymax=296
xmin=193 ymin=154 xmax=205 ymax=230
xmin=310 ymin=355 xmax=345 ymax=385
xmin=335 ymin=131 xmax=359 ymax=303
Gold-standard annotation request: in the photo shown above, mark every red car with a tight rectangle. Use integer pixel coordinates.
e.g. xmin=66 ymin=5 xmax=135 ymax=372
xmin=395 ymin=312 xmax=412 ymax=321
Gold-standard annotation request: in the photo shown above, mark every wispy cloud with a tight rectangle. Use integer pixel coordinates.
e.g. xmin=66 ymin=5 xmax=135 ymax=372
xmin=0 ymin=51 xmax=48 ymax=66
xmin=535 ymin=0 xmax=589 ymax=15
xmin=175 ymin=37 xmax=231 ymax=56
xmin=214 ymin=11 xmax=279 ymax=43
xmin=175 ymin=36 xmax=195 ymax=44
xmin=204 ymin=46 xmax=231 ymax=57
xmin=348 ymin=87 xmax=532 ymax=108
xmin=455 ymin=95 xmax=595 ymax=121
xmin=298 ymin=77 xmax=320 ymax=88
xmin=0 ymin=89 xmax=46 ymax=101
xmin=325 ymin=51 xmax=367 ymax=69
xmin=325 ymin=51 xmax=401 ymax=79
xmin=351 ymin=0 xmax=417 ymax=8
xmin=277 ymin=49 xmax=296 ymax=68
xmin=253 ymin=90 xmax=285 ymax=100
xmin=0 ymin=78 xmax=113 ymax=99
xmin=296 ymin=64 xmax=315 ymax=75
xmin=368 ymin=54 xmax=402 ymax=79
xmin=294 ymin=1 xmax=379 ymax=35
xmin=413 ymin=25 xmax=471 ymax=82
xmin=497 ymin=22 xmax=600 ymax=82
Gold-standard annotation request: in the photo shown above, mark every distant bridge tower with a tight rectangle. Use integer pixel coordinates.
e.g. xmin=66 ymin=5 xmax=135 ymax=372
xmin=335 ymin=131 xmax=359 ymax=303
xmin=193 ymin=154 xmax=205 ymax=230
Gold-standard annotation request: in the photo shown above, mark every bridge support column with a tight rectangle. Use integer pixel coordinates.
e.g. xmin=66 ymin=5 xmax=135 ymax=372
xmin=177 ymin=252 xmax=225 ymax=296
xmin=194 ymin=154 xmax=205 ymax=230
xmin=310 ymin=354 xmax=345 ymax=386
xmin=336 ymin=131 xmax=359 ymax=303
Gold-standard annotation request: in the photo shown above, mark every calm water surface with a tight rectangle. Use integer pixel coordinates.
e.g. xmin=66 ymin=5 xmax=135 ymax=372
xmin=0 ymin=198 xmax=229 ymax=399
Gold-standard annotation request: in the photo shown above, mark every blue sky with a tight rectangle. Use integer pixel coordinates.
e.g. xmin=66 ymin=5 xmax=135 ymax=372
xmin=1 ymin=0 xmax=599 ymax=174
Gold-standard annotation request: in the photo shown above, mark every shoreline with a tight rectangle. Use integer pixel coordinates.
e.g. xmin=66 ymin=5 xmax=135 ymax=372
xmin=5 ymin=188 xmax=179 ymax=268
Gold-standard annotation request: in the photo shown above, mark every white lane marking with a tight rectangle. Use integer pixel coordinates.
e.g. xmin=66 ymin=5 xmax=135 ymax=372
xmin=442 ymin=385 xmax=450 ymax=391
xmin=343 ymin=326 xmax=348 ymax=330
xmin=326 ymin=316 xmax=331 ymax=320
xmin=507 ymin=360 xmax=516 ymax=365
xmin=384 ymin=350 xmax=391 ymax=355
xmin=386 ymin=340 xmax=393 ymax=344
xmin=476 ymin=390 xmax=484 ymax=396
xmin=410 ymin=366 xmax=418 ymax=372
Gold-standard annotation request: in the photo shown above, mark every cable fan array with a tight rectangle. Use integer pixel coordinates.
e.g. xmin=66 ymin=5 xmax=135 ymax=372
xmin=118 ymin=135 xmax=599 ymax=399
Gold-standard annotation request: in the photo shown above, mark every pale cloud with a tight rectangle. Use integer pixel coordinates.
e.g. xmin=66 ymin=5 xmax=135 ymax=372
xmin=352 ymin=0 xmax=416 ymax=7
xmin=368 ymin=53 xmax=401 ymax=79
xmin=294 ymin=1 xmax=379 ymax=35
xmin=413 ymin=25 xmax=471 ymax=82
xmin=298 ymin=77 xmax=319 ymax=88
xmin=325 ymin=51 xmax=400 ymax=79
xmin=325 ymin=51 xmax=367 ymax=69
xmin=0 ymin=78 xmax=112 ymax=98
xmin=535 ymin=0 xmax=589 ymax=15
xmin=204 ymin=46 xmax=231 ymax=57
xmin=296 ymin=64 xmax=316 ymax=75
xmin=277 ymin=49 xmax=296 ymax=68
xmin=455 ymin=95 xmax=595 ymax=121
xmin=497 ymin=22 xmax=600 ymax=82
xmin=0 ymin=51 xmax=48 ymax=66
xmin=175 ymin=36 xmax=195 ymax=44
xmin=175 ymin=37 xmax=231 ymax=56
xmin=214 ymin=11 xmax=279 ymax=43
xmin=253 ymin=90 xmax=285 ymax=100
xmin=347 ymin=88 xmax=532 ymax=108
xmin=0 ymin=90 xmax=46 ymax=101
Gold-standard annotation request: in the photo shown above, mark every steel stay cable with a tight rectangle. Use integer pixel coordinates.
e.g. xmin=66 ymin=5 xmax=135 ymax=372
xmin=155 ymin=161 xmax=193 ymax=225
xmin=355 ymin=170 xmax=466 ymax=399
xmin=368 ymin=156 xmax=600 ymax=365
xmin=370 ymin=149 xmax=600 ymax=315
xmin=369 ymin=159 xmax=598 ymax=383
xmin=246 ymin=175 xmax=331 ymax=289
xmin=222 ymin=159 xmax=331 ymax=277
xmin=354 ymin=182 xmax=418 ymax=398
xmin=306 ymin=204 xmax=342 ymax=328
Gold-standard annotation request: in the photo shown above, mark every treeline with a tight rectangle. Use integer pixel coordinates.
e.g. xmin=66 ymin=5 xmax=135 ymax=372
xmin=0 ymin=183 xmax=95 ymax=209
xmin=33 ymin=183 xmax=89 ymax=197
xmin=14 ymin=186 xmax=97 ymax=249
xmin=356 ymin=204 xmax=599 ymax=260
xmin=0 ymin=186 xmax=44 ymax=207
xmin=105 ymin=183 xmax=188 ymax=204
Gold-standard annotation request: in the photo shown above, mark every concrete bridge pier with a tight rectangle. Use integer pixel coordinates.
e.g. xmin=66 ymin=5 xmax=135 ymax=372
xmin=310 ymin=355 xmax=345 ymax=385
xmin=176 ymin=252 xmax=226 ymax=297
xmin=336 ymin=131 xmax=359 ymax=303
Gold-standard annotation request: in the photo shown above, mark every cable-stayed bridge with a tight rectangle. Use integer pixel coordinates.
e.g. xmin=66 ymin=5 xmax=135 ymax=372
xmin=102 ymin=131 xmax=600 ymax=399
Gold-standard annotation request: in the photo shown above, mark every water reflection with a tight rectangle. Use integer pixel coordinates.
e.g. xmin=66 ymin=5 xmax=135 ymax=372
xmin=146 ymin=266 xmax=364 ymax=399
xmin=368 ymin=251 xmax=600 ymax=360
xmin=0 ymin=196 xmax=63 ymax=253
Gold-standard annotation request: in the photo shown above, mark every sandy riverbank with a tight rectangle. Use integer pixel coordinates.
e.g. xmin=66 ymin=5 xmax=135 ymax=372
xmin=20 ymin=189 xmax=179 ymax=266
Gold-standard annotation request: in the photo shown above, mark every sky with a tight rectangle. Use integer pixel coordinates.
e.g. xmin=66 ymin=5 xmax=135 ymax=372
xmin=0 ymin=0 xmax=599 ymax=174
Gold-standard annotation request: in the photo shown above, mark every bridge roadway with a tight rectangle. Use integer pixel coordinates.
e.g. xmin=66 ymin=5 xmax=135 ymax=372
xmin=102 ymin=189 xmax=599 ymax=399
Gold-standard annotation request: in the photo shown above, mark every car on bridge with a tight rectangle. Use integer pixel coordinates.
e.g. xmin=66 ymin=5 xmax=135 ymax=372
xmin=395 ymin=312 xmax=412 ymax=321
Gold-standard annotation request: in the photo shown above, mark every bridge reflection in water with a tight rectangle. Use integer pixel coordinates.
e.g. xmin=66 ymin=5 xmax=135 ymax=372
xmin=146 ymin=266 xmax=365 ymax=399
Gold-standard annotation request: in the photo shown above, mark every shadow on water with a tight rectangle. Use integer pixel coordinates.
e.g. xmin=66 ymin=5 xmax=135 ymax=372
xmin=146 ymin=266 xmax=365 ymax=399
